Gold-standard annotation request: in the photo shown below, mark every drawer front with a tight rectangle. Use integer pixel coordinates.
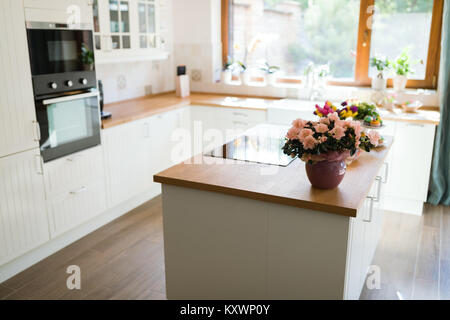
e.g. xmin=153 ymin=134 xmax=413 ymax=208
xmin=47 ymin=179 xmax=107 ymax=238
xmin=43 ymin=146 xmax=105 ymax=197
xmin=218 ymin=108 xmax=267 ymax=123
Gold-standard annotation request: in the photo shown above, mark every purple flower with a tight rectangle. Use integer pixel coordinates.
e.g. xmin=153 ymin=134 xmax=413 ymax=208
xmin=341 ymin=101 xmax=348 ymax=107
xmin=350 ymin=106 xmax=358 ymax=112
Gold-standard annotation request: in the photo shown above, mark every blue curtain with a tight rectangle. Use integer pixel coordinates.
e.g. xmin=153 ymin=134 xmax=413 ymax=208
xmin=428 ymin=0 xmax=450 ymax=205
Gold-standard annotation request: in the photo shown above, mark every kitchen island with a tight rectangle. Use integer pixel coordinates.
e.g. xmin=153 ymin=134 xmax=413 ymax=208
xmin=154 ymin=124 xmax=393 ymax=300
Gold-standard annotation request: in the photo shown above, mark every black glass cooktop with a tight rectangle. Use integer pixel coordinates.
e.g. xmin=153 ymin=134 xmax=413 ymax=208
xmin=204 ymin=134 xmax=295 ymax=167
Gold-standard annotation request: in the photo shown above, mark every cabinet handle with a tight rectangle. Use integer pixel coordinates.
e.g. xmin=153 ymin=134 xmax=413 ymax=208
xmin=363 ymin=196 xmax=375 ymax=223
xmin=233 ymin=112 xmax=248 ymax=117
xmin=373 ymin=176 xmax=382 ymax=202
xmin=70 ymin=186 xmax=87 ymax=195
xmin=233 ymin=121 xmax=248 ymax=126
xmin=143 ymin=122 xmax=150 ymax=138
xmin=382 ymin=162 xmax=389 ymax=184
xmin=66 ymin=154 xmax=83 ymax=162
xmin=33 ymin=121 xmax=41 ymax=142
xmin=406 ymin=123 xmax=424 ymax=128
xmin=35 ymin=154 xmax=43 ymax=175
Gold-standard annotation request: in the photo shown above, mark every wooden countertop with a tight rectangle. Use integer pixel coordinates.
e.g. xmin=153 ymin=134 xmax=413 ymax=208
xmin=102 ymin=92 xmax=277 ymax=129
xmin=154 ymin=125 xmax=394 ymax=217
xmin=102 ymin=92 xmax=440 ymax=129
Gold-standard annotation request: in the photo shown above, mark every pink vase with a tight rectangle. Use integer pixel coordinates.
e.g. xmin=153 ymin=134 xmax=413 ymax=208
xmin=305 ymin=160 xmax=347 ymax=189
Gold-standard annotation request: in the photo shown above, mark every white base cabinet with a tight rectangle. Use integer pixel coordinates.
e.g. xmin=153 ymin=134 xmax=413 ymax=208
xmin=0 ymin=149 xmax=50 ymax=266
xmin=379 ymin=121 xmax=436 ymax=215
xmin=43 ymin=146 xmax=108 ymax=238
xmin=345 ymin=169 xmax=386 ymax=299
xmin=102 ymin=107 xmax=190 ymax=209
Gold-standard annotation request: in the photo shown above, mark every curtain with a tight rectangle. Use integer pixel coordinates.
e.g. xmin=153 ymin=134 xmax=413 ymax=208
xmin=428 ymin=0 xmax=450 ymax=205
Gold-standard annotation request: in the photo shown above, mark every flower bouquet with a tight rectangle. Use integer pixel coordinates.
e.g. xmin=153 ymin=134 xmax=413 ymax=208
xmin=283 ymin=112 xmax=383 ymax=189
xmin=314 ymin=100 xmax=384 ymax=128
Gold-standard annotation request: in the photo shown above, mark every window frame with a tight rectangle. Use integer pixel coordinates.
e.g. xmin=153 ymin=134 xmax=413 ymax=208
xmin=222 ymin=0 xmax=444 ymax=89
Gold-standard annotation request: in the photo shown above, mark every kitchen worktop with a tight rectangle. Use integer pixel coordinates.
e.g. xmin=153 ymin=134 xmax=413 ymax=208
xmin=102 ymin=92 xmax=277 ymax=129
xmin=102 ymin=92 xmax=440 ymax=129
xmin=154 ymin=124 xmax=394 ymax=217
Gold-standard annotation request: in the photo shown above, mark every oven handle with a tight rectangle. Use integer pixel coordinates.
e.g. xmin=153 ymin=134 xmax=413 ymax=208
xmin=42 ymin=92 xmax=99 ymax=106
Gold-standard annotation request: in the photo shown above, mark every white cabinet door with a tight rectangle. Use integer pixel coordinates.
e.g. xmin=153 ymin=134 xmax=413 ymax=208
xmin=0 ymin=149 xmax=50 ymax=266
xmin=0 ymin=0 xmax=39 ymax=158
xmin=102 ymin=119 xmax=152 ymax=208
xmin=345 ymin=175 xmax=385 ymax=300
xmin=24 ymin=0 xmax=94 ymax=25
xmin=150 ymin=109 xmax=183 ymax=174
xmin=388 ymin=122 xmax=435 ymax=202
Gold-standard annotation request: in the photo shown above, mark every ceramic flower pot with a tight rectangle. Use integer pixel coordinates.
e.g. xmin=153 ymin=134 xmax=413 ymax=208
xmin=240 ymin=71 xmax=251 ymax=85
xmin=371 ymin=76 xmax=387 ymax=91
xmin=393 ymin=75 xmax=408 ymax=92
xmin=266 ymin=73 xmax=278 ymax=86
xmin=221 ymin=69 xmax=232 ymax=84
xmin=305 ymin=160 xmax=347 ymax=189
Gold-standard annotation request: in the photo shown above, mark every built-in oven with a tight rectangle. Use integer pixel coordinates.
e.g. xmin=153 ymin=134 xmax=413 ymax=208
xmin=35 ymin=90 xmax=101 ymax=163
xmin=26 ymin=21 xmax=96 ymax=96
xmin=27 ymin=21 xmax=101 ymax=162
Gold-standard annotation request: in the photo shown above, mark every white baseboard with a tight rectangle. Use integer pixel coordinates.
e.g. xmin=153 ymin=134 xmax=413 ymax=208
xmin=0 ymin=189 xmax=160 ymax=284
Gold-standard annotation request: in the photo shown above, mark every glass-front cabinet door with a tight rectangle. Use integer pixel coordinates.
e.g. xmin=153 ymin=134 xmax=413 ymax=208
xmin=138 ymin=0 xmax=156 ymax=49
xmin=92 ymin=0 xmax=168 ymax=62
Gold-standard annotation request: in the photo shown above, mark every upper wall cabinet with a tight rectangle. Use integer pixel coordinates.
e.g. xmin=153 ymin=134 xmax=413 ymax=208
xmin=92 ymin=0 xmax=170 ymax=64
xmin=24 ymin=0 xmax=93 ymax=25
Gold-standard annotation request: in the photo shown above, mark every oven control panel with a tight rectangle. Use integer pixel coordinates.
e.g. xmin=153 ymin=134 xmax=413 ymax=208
xmin=32 ymin=71 xmax=97 ymax=97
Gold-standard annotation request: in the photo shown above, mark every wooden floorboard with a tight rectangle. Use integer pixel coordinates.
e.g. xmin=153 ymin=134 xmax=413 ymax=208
xmin=1 ymin=195 xmax=448 ymax=300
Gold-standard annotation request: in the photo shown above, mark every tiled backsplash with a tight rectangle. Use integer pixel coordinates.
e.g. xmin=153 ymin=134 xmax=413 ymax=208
xmin=96 ymin=58 xmax=175 ymax=104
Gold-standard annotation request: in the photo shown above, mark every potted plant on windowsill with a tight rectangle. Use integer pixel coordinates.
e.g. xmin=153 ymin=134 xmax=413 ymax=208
xmin=221 ymin=56 xmax=234 ymax=84
xmin=370 ymin=55 xmax=390 ymax=91
xmin=391 ymin=49 xmax=419 ymax=92
xmin=238 ymin=61 xmax=250 ymax=85
xmin=260 ymin=62 xmax=280 ymax=86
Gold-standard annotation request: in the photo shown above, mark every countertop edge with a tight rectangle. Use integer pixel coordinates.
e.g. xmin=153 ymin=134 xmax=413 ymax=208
xmin=153 ymin=174 xmax=358 ymax=217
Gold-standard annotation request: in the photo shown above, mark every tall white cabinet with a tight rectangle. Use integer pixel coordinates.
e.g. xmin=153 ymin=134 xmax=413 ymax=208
xmin=0 ymin=149 xmax=50 ymax=266
xmin=0 ymin=0 xmax=40 ymax=159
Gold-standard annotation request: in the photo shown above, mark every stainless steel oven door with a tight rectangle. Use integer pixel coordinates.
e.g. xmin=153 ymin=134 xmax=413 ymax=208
xmin=35 ymin=91 xmax=101 ymax=162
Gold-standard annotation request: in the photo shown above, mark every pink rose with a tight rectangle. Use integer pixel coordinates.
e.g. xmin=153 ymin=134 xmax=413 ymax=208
xmin=286 ymin=127 xmax=299 ymax=140
xmin=298 ymin=128 xmax=314 ymax=142
xmin=335 ymin=119 xmax=346 ymax=128
xmin=368 ymin=130 xmax=380 ymax=146
xmin=319 ymin=136 xmax=328 ymax=143
xmin=302 ymin=135 xmax=317 ymax=150
xmin=328 ymin=112 xmax=340 ymax=122
xmin=292 ymin=119 xmax=307 ymax=129
xmin=349 ymin=121 xmax=363 ymax=136
xmin=330 ymin=126 xmax=346 ymax=140
xmin=319 ymin=117 xmax=330 ymax=125
xmin=314 ymin=123 xmax=329 ymax=133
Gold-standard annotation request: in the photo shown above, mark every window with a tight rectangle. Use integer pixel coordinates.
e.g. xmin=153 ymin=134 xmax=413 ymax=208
xmin=222 ymin=0 xmax=444 ymax=88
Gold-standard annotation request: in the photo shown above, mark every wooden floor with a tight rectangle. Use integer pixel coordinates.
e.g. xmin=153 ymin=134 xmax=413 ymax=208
xmin=0 ymin=196 xmax=448 ymax=300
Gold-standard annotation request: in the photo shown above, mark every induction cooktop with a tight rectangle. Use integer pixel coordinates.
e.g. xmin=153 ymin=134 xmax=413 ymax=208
xmin=204 ymin=134 xmax=295 ymax=167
